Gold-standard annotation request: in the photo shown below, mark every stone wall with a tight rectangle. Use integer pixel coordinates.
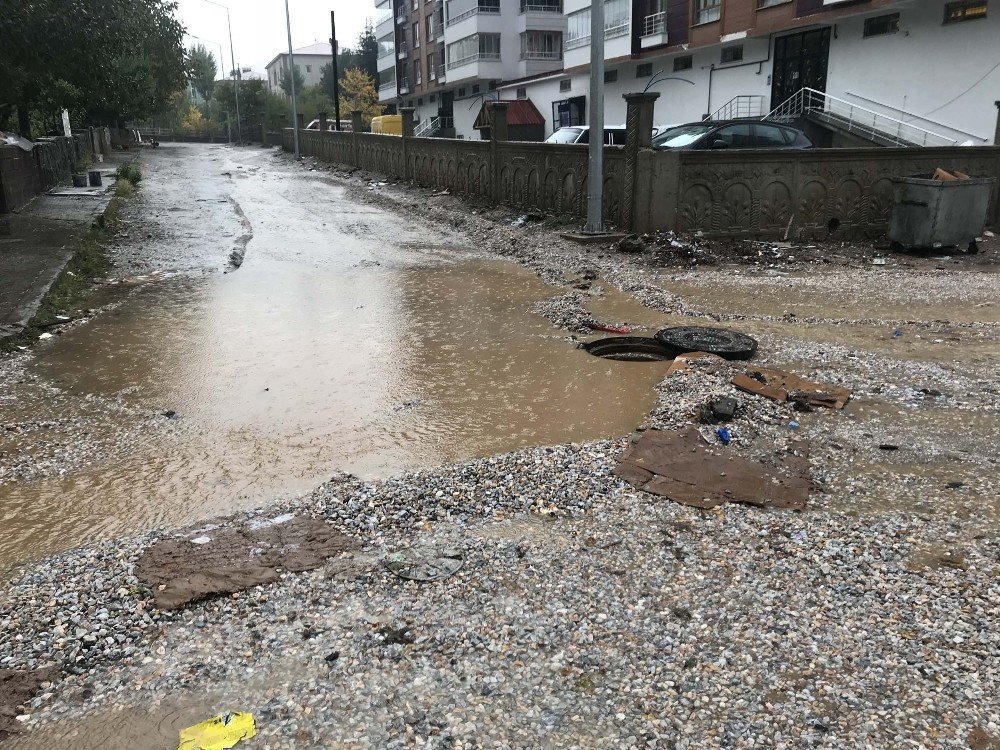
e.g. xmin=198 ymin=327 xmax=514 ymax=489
xmin=0 ymin=147 xmax=41 ymax=213
xmin=284 ymin=102 xmax=1000 ymax=237
xmin=637 ymin=147 xmax=1000 ymax=238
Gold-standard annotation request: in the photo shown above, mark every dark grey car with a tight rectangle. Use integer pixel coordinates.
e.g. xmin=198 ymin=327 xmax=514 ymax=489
xmin=652 ymin=120 xmax=813 ymax=150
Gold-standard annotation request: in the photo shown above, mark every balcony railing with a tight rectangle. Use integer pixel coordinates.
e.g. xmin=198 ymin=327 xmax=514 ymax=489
xmin=435 ymin=64 xmax=446 ymax=80
xmin=521 ymin=50 xmax=562 ymax=60
xmin=565 ymin=21 xmax=629 ymax=49
xmin=379 ymin=81 xmax=397 ymax=91
xmin=642 ymin=11 xmax=666 ymax=35
xmin=377 ymin=46 xmax=395 ymax=59
xmin=446 ymin=51 xmax=501 ymax=69
xmin=399 ymin=76 xmax=410 ymax=93
xmin=520 ymin=1 xmax=562 ymax=11
xmin=445 ymin=5 xmax=500 ymax=26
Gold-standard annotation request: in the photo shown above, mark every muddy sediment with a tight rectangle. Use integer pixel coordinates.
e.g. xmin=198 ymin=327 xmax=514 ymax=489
xmin=0 ymin=144 xmax=996 ymax=749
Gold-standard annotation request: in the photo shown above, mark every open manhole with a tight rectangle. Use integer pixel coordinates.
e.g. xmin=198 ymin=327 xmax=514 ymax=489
xmin=583 ymin=336 xmax=676 ymax=362
xmin=655 ymin=326 xmax=758 ymax=360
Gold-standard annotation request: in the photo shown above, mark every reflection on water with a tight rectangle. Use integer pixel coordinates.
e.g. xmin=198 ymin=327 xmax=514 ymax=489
xmin=1 ymin=257 xmax=667 ymax=568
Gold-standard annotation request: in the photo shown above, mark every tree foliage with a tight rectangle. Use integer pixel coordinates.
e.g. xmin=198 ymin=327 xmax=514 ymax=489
xmin=188 ymin=44 xmax=217 ymax=101
xmin=0 ymin=0 xmax=188 ymax=135
xmin=338 ymin=69 xmax=384 ymax=126
xmin=280 ymin=66 xmax=306 ymax=97
xmin=318 ymin=22 xmax=380 ymax=101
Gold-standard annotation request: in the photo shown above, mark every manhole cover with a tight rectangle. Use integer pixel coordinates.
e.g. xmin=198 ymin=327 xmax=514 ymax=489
xmin=384 ymin=546 xmax=463 ymax=581
xmin=654 ymin=326 xmax=758 ymax=360
xmin=583 ymin=336 xmax=675 ymax=362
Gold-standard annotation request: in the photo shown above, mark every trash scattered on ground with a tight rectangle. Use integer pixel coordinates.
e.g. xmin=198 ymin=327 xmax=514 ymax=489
xmin=383 ymin=546 xmax=463 ymax=581
xmin=893 ymin=329 xmax=904 ymax=338
xmin=715 ymin=426 xmax=732 ymax=445
xmin=614 ymin=427 xmax=810 ymax=510
xmin=37 ymin=332 xmax=53 ymax=340
xmin=788 ymin=420 xmax=800 ymax=430
xmin=617 ymin=235 xmax=646 ymax=254
xmin=136 ymin=517 xmax=355 ymax=609
xmin=872 ymin=257 xmax=888 ymax=266
xmin=392 ymin=399 xmax=423 ymax=412
xmin=707 ymin=396 xmax=737 ymax=423
xmin=731 ymin=367 xmax=851 ymax=409
xmin=583 ymin=337 xmax=675 ymax=362
xmin=665 ymin=351 xmax=726 ymax=377
xmin=0 ymin=667 xmax=59 ymax=741
xmin=879 ymin=444 xmax=900 ymax=451
xmin=655 ymin=326 xmax=758 ymax=360
xmin=584 ymin=321 xmax=631 ymax=334
xmin=178 ymin=711 xmax=256 ymax=750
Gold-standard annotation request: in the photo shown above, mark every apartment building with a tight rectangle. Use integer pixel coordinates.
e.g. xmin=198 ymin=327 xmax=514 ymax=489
xmin=376 ymin=0 xmax=565 ymax=135
xmin=266 ymin=43 xmax=334 ymax=96
xmin=498 ymin=0 xmax=998 ymax=145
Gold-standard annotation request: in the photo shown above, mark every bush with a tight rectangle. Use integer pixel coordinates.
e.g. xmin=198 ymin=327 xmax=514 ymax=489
xmin=115 ymin=163 xmax=142 ymax=184
xmin=114 ymin=178 xmax=136 ymax=198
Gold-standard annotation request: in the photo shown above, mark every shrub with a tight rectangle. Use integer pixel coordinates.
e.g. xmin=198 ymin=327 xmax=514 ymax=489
xmin=115 ymin=163 xmax=142 ymax=184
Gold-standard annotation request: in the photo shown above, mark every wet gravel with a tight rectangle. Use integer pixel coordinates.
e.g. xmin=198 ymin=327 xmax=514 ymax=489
xmin=0 ymin=148 xmax=997 ymax=748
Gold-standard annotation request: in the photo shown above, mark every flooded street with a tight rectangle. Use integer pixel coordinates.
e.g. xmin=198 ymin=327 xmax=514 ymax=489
xmin=0 ymin=143 xmax=665 ymax=570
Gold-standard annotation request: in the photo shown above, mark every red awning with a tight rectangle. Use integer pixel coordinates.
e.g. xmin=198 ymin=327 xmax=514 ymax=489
xmin=473 ymin=99 xmax=546 ymax=129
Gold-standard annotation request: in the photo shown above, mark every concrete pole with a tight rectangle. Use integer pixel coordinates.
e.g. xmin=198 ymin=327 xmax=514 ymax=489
xmin=584 ymin=0 xmax=605 ymax=234
xmin=285 ymin=0 xmax=301 ymax=159
xmin=994 ymin=101 xmax=1000 ymax=146
xmin=225 ymin=9 xmax=241 ymax=144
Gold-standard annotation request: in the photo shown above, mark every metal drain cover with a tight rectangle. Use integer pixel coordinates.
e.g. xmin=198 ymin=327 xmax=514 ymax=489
xmin=654 ymin=326 xmax=758 ymax=360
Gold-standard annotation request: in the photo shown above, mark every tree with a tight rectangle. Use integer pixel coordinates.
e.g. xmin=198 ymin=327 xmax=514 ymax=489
xmin=280 ymin=66 xmax=305 ymax=97
xmin=0 ymin=0 xmax=187 ymax=135
xmin=188 ymin=43 xmax=217 ymax=101
xmin=356 ymin=21 xmax=379 ymax=83
xmin=338 ymin=69 xmax=383 ymax=126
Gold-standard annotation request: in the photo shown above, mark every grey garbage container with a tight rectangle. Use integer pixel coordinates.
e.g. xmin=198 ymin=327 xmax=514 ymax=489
xmin=889 ymin=173 xmax=996 ymax=250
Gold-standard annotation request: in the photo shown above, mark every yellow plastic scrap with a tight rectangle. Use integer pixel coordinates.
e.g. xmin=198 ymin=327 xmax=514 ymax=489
xmin=178 ymin=711 xmax=256 ymax=750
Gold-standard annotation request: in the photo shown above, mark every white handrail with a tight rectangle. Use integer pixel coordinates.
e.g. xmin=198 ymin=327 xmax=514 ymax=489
xmin=765 ymin=87 xmax=958 ymax=147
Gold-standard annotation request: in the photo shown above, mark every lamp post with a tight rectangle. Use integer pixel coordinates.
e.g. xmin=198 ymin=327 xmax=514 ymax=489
xmin=584 ymin=0 xmax=605 ymax=234
xmin=201 ymin=0 xmax=242 ymax=144
xmin=285 ymin=0 xmax=301 ymax=158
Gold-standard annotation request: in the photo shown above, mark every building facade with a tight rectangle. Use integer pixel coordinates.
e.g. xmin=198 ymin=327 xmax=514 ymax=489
xmin=374 ymin=0 xmax=998 ymax=145
xmin=266 ymin=43 xmax=334 ymax=96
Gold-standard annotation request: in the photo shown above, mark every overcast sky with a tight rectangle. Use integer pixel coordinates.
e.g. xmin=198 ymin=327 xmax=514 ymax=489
xmin=174 ymin=0 xmax=372 ymax=74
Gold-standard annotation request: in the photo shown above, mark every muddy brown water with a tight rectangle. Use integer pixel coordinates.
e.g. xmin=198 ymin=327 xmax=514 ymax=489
xmin=0 ymin=145 xmax=668 ymax=571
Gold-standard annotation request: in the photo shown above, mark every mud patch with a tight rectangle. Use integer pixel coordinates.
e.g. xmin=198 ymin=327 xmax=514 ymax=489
xmin=226 ymin=196 xmax=253 ymax=270
xmin=136 ymin=516 xmax=355 ymax=609
xmin=0 ymin=667 xmax=58 ymax=741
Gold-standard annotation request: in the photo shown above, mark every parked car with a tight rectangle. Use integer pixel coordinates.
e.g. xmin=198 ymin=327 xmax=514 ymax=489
xmin=545 ymin=124 xmax=671 ymax=146
xmin=652 ymin=120 xmax=812 ymax=150
xmin=305 ymin=119 xmax=353 ymax=132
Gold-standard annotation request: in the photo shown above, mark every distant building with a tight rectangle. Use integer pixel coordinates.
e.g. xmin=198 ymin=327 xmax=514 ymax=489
xmin=266 ymin=43 xmax=334 ymax=95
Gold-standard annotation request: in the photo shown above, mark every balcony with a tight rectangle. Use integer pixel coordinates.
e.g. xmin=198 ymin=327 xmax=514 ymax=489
xmin=435 ymin=64 xmax=446 ymax=81
xmin=447 ymin=51 xmax=500 ymax=70
xmin=397 ymin=43 xmax=408 ymax=58
xmin=520 ymin=0 xmax=561 ymax=10
xmin=640 ymin=10 xmax=668 ymax=48
xmin=565 ymin=21 xmax=629 ymax=50
xmin=399 ymin=76 xmax=410 ymax=94
xmin=445 ymin=5 xmax=500 ymax=27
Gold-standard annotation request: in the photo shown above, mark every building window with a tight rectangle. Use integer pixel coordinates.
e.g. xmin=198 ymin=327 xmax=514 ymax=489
xmin=673 ymin=54 xmax=692 ymax=71
xmin=446 ymin=32 xmax=501 ymax=68
xmin=559 ymin=78 xmax=572 ymax=92
xmin=417 ymin=97 xmax=423 ymax=105
xmin=427 ymin=53 xmax=435 ymax=79
xmin=516 ymin=86 xmax=527 ymax=98
xmin=604 ymin=69 xmax=618 ymax=83
xmin=944 ymin=0 xmax=987 ymax=22
xmin=378 ymin=33 xmax=395 ymax=58
xmin=489 ymin=80 xmax=497 ymax=89
xmin=413 ymin=59 xmax=422 ymax=85
xmin=412 ymin=22 xmax=420 ymax=47
xmin=473 ymin=84 xmax=480 ymax=93
xmin=864 ymin=13 xmax=899 ymax=37
xmin=520 ymin=30 xmax=563 ymax=60
xmin=758 ymin=0 xmax=787 ymax=7
xmin=696 ymin=0 xmax=721 ymax=24
xmin=636 ymin=62 xmax=652 ymax=77
xmin=305 ymin=64 xmax=312 ymax=73
xmin=430 ymin=93 xmax=436 ymax=101
xmin=426 ymin=16 xmax=433 ymax=39
xmin=412 ymin=0 xmax=418 ymax=9
xmin=458 ymin=87 xmax=466 ymax=96
xmin=565 ymin=0 xmax=629 ymax=49
xmin=721 ymin=44 xmax=743 ymax=63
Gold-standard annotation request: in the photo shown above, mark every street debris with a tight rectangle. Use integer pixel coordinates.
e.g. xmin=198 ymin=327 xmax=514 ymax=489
xmin=655 ymin=326 xmax=758 ymax=360
xmin=384 ymin=546 xmax=463 ymax=581
xmin=665 ymin=351 xmax=726 ymax=377
xmin=136 ymin=517 xmax=355 ymax=609
xmin=584 ymin=321 xmax=631 ymax=334
xmin=178 ymin=711 xmax=256 ymax=750
xmin=0 ymin=667 xmax=58 ymax=741
xmin=616 ymin=235 xmax=646 ymax=254
xmin=614 ymin=427 xmax=811 ymax=510
xmin=700 ymin=396 xmax=737 ymax=423
xmin=732 ymin=367 xmax=851 ymax=409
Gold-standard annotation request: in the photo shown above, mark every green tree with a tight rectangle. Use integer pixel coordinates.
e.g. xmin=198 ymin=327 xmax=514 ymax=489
xmin=280 ymin=66 xmax=306 ymax=97
xmin=1 ymin=0 xmax=187 ymax=136
xmin=356 ymin=21 xmax=379 ymax=83
xmin=338 ymin=68 xmax=383 ymax=126
xmin=188 ymin=43 xmax=217 ymax=100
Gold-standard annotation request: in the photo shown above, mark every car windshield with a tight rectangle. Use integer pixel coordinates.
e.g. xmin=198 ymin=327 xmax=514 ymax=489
xmin=546 ymin=128 xmax=584 ymax=144
xmin=652 ymin=123 xmax=714 ymax=149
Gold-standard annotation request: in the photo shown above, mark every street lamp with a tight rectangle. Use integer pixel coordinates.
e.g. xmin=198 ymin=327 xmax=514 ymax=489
xmin=284 ymin=0 xmax=301 ymax=158
xmin=200 ymin=0 xmax=242 ymax=144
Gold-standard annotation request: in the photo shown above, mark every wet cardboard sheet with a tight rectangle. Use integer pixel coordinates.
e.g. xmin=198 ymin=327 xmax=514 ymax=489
xmin=136 ymin=516 xmax=355 ymax=610
xmin=733 ymin=367 xmax=851 ymax=409
xmin=614 ymin=428 xmax=811 ymax=510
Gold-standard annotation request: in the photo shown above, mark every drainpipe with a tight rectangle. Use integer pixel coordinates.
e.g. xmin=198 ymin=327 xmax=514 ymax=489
xmin=704 ymin=32 xmax=777 ymax=118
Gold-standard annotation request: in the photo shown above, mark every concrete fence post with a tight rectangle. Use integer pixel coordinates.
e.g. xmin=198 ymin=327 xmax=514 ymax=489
xmin=622 ymin=92 xmax=660 ymax=231
xmin=487 ymin=101 xmax=510 ymax=204
xmin=351 ymin=110 xmax=363 ymax=169
xmin=296 ymin=113 xmax=305 ymax=132
xmin=400 ymin=107 xmax=415 ymax=181
xmin=318 ymin=111 xmax=328 ymax=133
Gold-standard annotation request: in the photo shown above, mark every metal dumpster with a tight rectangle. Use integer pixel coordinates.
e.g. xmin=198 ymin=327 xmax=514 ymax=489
xmin=889 ymin=173 xmax=995 ymax=250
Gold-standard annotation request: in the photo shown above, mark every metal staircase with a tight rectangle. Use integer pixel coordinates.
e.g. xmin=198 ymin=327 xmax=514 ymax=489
xmin=413 ymin=116 xmax=454 ymax=138
xmin=709 ymin=95 xmax=766 ymax=121
xmin=764 ymin=87 xmax=957 ymax=148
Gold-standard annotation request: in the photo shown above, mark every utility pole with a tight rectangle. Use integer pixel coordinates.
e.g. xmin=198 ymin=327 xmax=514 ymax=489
xmin=285 ymin=0 xmax=301 ymax=158
xmin=330 ymin=11 xmax=342 ymax=131
xmin=201 ymin=0 xmax=241 ymax=144
xmin=584 ymin=0 xmax=605 ymax=234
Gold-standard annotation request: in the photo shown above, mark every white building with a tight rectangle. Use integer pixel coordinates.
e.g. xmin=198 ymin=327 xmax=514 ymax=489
xmin=266 ymin=43 xmax=334 ymax=96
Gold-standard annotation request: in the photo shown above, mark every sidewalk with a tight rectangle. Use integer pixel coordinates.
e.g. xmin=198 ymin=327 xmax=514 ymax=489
xmin=0 ymin=153 xmax=133 ymax=340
